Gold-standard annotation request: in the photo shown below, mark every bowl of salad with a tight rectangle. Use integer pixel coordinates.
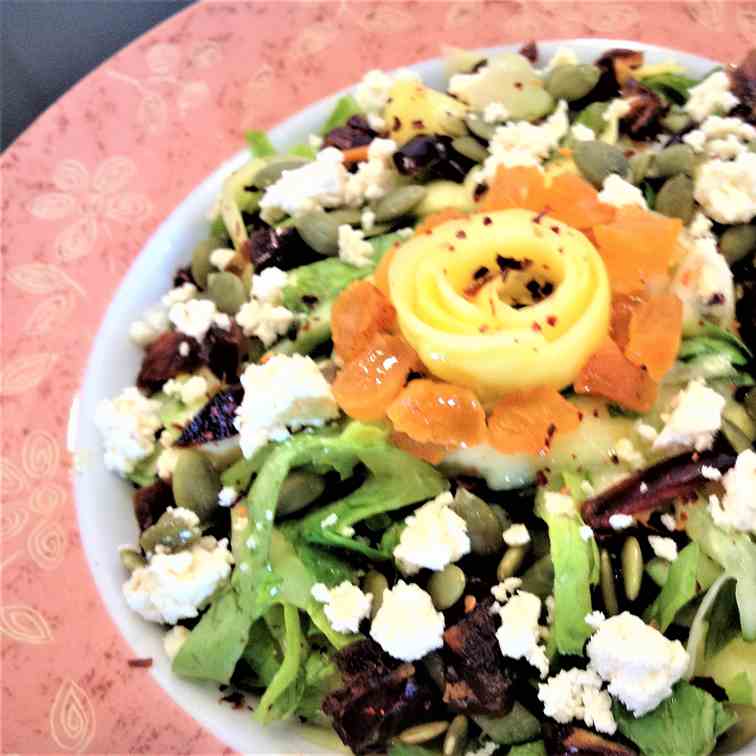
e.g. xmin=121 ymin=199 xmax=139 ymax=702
xmin=77 ymin=38 xmax=756 ymax=755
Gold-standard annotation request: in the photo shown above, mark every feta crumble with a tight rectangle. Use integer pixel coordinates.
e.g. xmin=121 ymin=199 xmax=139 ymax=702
xmin=694 ymin=152 xmax=756 ymax=224
xmin=635 ymin=422 xmax=659 ymax=443
xmin=609 ymin=514 xmax=634 ymax=531
xmin=701 ymin=465 xmax=723 ymax=481
xmin=169 ymin=298 xmax=227 ymax=341
xmin=311 ymin=581 xmax=372 ymax=633
xmin=538 ymin=668 xmax=616 ymax=735
xmin=648 ymin=536 xmax=678 ymax=562
xmin=571 ymin=123 xmax=597 ymax=142
xmin=661 ymin=513 xmax=678 ymax=531
xmin=613 ymin=438 xmax=645 ymax=468
xmin=370 ymin=581 xmax=444 ymax=661
xmin=251 ymin=267 xmax=288 ymax=305
xmin=129 ymin=305 xmax=171 ymax=347
xmin=685 ymin=71 xmax=740 ymax=123
xmin=394 ymin=491 xmax=471 ymax=575
xmin=156 ymin=447 xmax=180 ymax=481
xmin=163 ymin=375 xmax=208 ymax=405
xmin=209 ymin=248 xmax=236 ymax=271
xmin=344 ymin=138 xmax=398 ymax=204
xmin=491 ymin=577 xmax=523 ymax=603
xmin=234 ymin=355 xmax=339 ymax=459
xmin=495 ymin=591 xmax=549 ymax=678
xmin=683 ymin=115 xmax=756 ymax=160
xmin=354 ymin=68 xmax=419 ymax=117
xmin=361 ymin=208 xmax=376 ymax=232
xmin=587 ymin=612 xmax=689 ymax=717
xmin=162 ymin=282 xmax=198 ymax=307
xmin=235 ymin=299 xmax=294 ymax=347
xmin=337 ymin=224 xmax=374 ymax=268
xmin=217 ymin=486 xmax=238 ymax=508
xmin=709 ymin=449 xmax=756 ymax=533
xmin=579 ymin=525 xmax=595 ymax=542
xmin=178 ymin=341 xmax=190 ymax=357
xmin=598 ymin=174 xmax=647 ymax=209
xmin=585 ymin=610 xmax=606 ymax=629
xmin=502 ymin=523 xmax=530 ymax=546
xmin=482 ymin=101 xmax=510 ymax=124
xmin=163 ymin=625 xmax=190 ymax=661
xmin=542 ymin=491 xmax=578 ymax=517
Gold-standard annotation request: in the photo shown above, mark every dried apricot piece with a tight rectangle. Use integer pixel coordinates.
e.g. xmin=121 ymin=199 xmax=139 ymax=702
xmin=624 ymin=293 xmax=683 ymax=381
xmin=390 ymin=431 xmax=449 ymax=464
xmin=543 ymin=173 xmax=615 ymax=230
xmin=488 ymin=386 xmax=582 ymax=456
xmin=574 ymin=338 xmax=658 ymax=413
xmin=610 ymin=292 xmax=647 ymax=350
xmin=373 ymin=243 xmax=400 ymax=297
xmin=331 ymin=280 xmax=396 ymax=362
xmin=387 ymin=379 xmax=488 ymax=447
xmin=478 ymin=166 xmax=549 ymax=213
xmin=593 ymin=206 xmax=683 ymax=294
xmin=415 ymin=208 xmax=468 ymax=235
xmin=332 ymin=333 xmax=420 ymax=421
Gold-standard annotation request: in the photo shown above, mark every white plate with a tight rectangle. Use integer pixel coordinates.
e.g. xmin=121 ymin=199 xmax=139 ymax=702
xmin=74 ymin=39 xmax=729 ymax=754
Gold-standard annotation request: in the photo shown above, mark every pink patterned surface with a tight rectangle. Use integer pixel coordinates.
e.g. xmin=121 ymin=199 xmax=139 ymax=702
xmin=1 ymin=1 xmax=753 ymax=752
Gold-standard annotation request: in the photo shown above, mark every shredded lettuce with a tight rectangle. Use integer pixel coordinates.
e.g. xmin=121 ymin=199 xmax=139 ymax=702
xmin=702 ymin=636 xmax=756 ymax=706
xmin=245 ymin=130 xmax=276 ymax=158
xmin=242 ymin=619 xmax=282 ymax=687
xmin=320 ymin=94 xmax=363 ymax=135
xmin=644 ymin=543 xmax=700 ymax=631
xmin=639 ymin=73 xmax=698 ymax=104
xmin=705 ymin=578 xmax=741 ymax=659
xmin=474 ymin=704 xmax=541 ymax=745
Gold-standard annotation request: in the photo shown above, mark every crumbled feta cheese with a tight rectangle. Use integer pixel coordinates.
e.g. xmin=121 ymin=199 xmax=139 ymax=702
xmin=156 ymin=447 xmax=180 ymax=481
xmin=320 ymin=512 xmax=338 ymax=528
xmin=251 ymin=266 xmax=288 ymax=305
xmin=370 ymin=581 xmax=444 ymax=661
xmin=685 ymin=71 xmax=740 ymax=123
xmin=640 ymin=482 xmax=649 ymax=494
xmin=581 ymin=480 xmax=595 ymax=497
xmin=648 ymin=536 xmax=678 ymax=562
xmin=701 ymin=465 xmax=723 ymax=481
xmin=579 ymin=525 xmax=594 ymax=542
xmin=635 ymin=421 xmax=659 ymax=443
xmin=609 ymin=514 xmax=634 ymax=531
xmin=502 ymin=523 xmax=531 ymax=546
xmin=217 ymin=486 xmax=237 ymax=508
xmin=688 ymin=211 xmax=714 ymax=239
xmin=129 ymin=305 xmax=171 ymax=347
xmin=95 ymin=387 xmax=162 ymax=476
xmin=480 ymin=100 xmax=569 ymax=179
xmin=538 ymin=668 xmax=616 ymax=735
xmin=367 ymin=113 xmax=386 ymax=131
xmin=542 ymin=491 xmax=578 ymax=517
xmin=585 ymin=610 xmax=606 ymax=629
xmin=169 ymin=298 xmax=223 ymax=341
xmin=613 ymin=438 xmax=645 ymax=468
xmin=178 ymin=341 xmax=190 ymax=357
xmin=361 ymin=209 xmax=376 ymax=232
xmin=396 ymin=227 xmax=414 ymax=239
xmin=344 ymin=138 xmax=398 ymax=204
xmin=571 ymin=123 xmax=597 ymax=142
xmin=587 ymin=612 xmax=689 ymax=716
xmin=162 ymin=282 xmax=198 ymax=307
xmin=337 ymin=225 xmax=374 ymax=268
xmin=491 ymin=577 xmax=523 ymax=603
xmin=235 ymin=299 xmax=294 ymax=347
xmin=465 ymin=739 xmax=497 ymax=756
xmin=394 ymin=491 xmax=471 ymax=574
xmin=545 ymin=45 xmax=579 ymax=72
xmin=694 ymin=152 xmax=756 ymax=224
xmin=709 ymin=449 xmax=756 ymax=533
xmin=308 ymin=133 xmax=324 ymax=150
xmin=683 ymin=115 xmax=756 ymax=159
xmin=495 ymin=591 xmax=549 ymax=677
xmin=123 ymin=536 xmax=233 ymax=624
xmin=209 ymin=247 xmax=236 ymax=271
xmin=311 ymin=581 xmax=372 ymax=633
xmin=163 ymin=625 xmax=190 ymax=661
xmin=653 ymin=380 xmax=725 ymax=453
xmin=354 ymin=69 xmax=420 ymax=116
xmin=603 ymin=98 xmax=632 ymax=125
xmin=163 ymin=375 xmax=208 ymax=405
xmin=483 ymin=101 xmax=510 ymax=123
xmin=661 ymin=513 xmax=677 ymax=531
xmin=598 ymin=174 xmax=647 ymax=209
xmin=234 ymin=355 xmax=339 ymax=459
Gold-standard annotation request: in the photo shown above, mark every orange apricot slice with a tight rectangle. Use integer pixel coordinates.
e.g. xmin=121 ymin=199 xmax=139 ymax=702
xmin=574 ymin=338 xmax=658 ymax=413
xmin=610 ymin=292 xmax=647 ymax=350
xmin=624 ymin=293 xmax=683 ymax=381
xmin=390 ymin=431 xmax=449 ymax=465
xmin=543 ymin=173 xmax=615 ymax=230
xmin=415 ymin=208 xmax=468 ymax=235
xmin=331 ymin=280 xmax=396 ymax=362
xmin=332 ymin=333 xmax=420 ymax=421
xmin=373 ymin=243 xmax=400 ymax=297
xmin=488 ymin=386 xmax=582 ymax=456
xmin=478 ymin=166 xmax=549 ymax=213
xmin=387 ymin=379 xmax=488 ymax=447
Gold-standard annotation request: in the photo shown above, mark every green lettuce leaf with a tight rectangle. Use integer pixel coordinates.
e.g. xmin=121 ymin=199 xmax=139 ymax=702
xmin=242 ymin=619 xmax=282 ymax=687
xmin=296 ymin=651 xmax=341 ymax=722
xmin=639 ymin=73 xmax=698 ymax=104
xmin=614 ymin=681 xmax=737 ymax=756
xmin=644 ymin=543 xmax=700 ymax=631
xmin=282 ymin=258 xmax=372 ymax=313
xmin=702 ymin=636 xmax=756 ymax=706
xmin=474 ymin=704 xmax=541 ymax=745
xmin=705 ymin=578 xmax=741 ymax=659
xmin=320 ymin=94 xmax=363 ymax=135
xmin=245 ymin=130 xmax=276 ymax=158
xmin=509 ymin=742 xmax=547 ymax=756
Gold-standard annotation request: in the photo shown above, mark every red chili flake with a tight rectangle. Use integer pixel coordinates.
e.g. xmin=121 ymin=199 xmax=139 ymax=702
xmin=578 ymin=411 xmax=585 ymax=421
xmin=610 ymin=453 xmax=620 ymax=465
xmin=456 ymin=229 xmax=467 ymax=239
xmin=220 ymin=690 xmax=246 ymax=709
xmin=473 ymin=183 xmax=488 ymax=201
xmin=547 ymin=315 xmax=558 ymax=327
xmin=532 ymin=322 xmax=542 ymax=332
xmin=447 ymin=243 xmax=456 ymax=251
xmin=392 ymin=116 xmax=402 ymax=131
xmin=473 ymin=266 xmax=490 ymax=280
xmin=593 ymin=409 xmax=600 ymax=418
xmin=412 ymin=119 xmax=425 ymax=129
xmin=551 ymin=225 xmax=561 ymax=234
xmin=692 ymin=451 xmax=700 ymax=462
xmin=514 ymin=81 xmax=524 ymax=90
xmin=479 ymin=324 xmax=489 ymax=333
xmin=482 ymin=216 xmax=493 ymax=226
xmin=128 ymin=658 xmax=153 ymax=668
xmin=533 ymin=208 xmax=548 ymax=224
xmin=536 ymin=470 xmax=549 ymax=487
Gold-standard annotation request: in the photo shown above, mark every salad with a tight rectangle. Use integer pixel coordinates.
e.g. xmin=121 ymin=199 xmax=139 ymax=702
xmin=96 ymin=40 xmax=756 ymax=756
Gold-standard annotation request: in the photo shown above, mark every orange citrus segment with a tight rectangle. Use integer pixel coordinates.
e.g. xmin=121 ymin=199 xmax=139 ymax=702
xmin=390 ymin=431 xmax=449 ymax=465
xmin=478 ymin=166 xmax=549 ymax=213
xmin=624 ymin=293 xmax=684 ymax=381
xmin=488 ymin=386 xmax=582 ymax=456
xmin=331 ymin=280 xmax=396 ymax=362
xmin=387 ymin=379 xmax=488 ymax=447
xmin=415 ymin=208 xmax=468 ymax=235
xmin=574 ymin=338 xmax=658 ymax=413
xmin=543 ymin=173 xmax=616 ymax=230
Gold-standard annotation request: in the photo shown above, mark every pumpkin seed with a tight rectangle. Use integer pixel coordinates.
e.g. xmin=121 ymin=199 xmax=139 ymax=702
xmin=363 ymin=570 xmax=389 ymax=618
xmin=277 ymin=471 xmax=326 ymax=516
xmin=490 ymin=503 xmax=512 ymax=533
xmin=497 ymin=544 xmax=529 ymax=581
xmin=600 ymin=548 xmax=619 ymax=617
xmin=465 ymin=113 xmax=496 ymax=141
xmin=745 ymin=388 xmax=756 ymax=422
xmin=452 ymin=136 xmax=489 ymax=164
xmin=422 ymin=652 xmax=446 ymax=692
xmin=573 ymin=141 xmax=630 ymax=188
xmin=398 ymin=720 xmax=449 ymax=745
xmin=629 ymin=151 xmax=654 ymax=185
xmin=139 ymin=508 xmax=202 ymax=555
xmin=294 ymin=209 xmax=362 ymax=256
xmin=529 ymin=528 xmax=549 ymax=559
xmin=646 ymin=557 xmax=670 ymax=587
xmin=373 ymin=185 xmax=427 ymax=222
xmin=443 ymin=715 xmax=469 ymax=756
xmin=655 ymin=174 xmax=695 ymax=223
xmin=172 ymin=449 xmax=221 ymax=522
xmin=207 ymin=271 xmax=246 ymax=314
xmin=250 ymin=158 xmax=309 ymax=189
xmin=621 ymin=536 xmax=644 ymax=601
xmin=653 ymin=144 xmax=695 ymax=178
xmin=545 ymin=64 xmax=601 ymax=102
xmin=507 ymin=86 xmax=555 ymax=122
xmin=191 ymin=237 xmax=222 ymax=290
xmin=661 ymin=107 xmax=693 ymax=134
xmin=451 ymin=488 xmax=503 ymax=556
xmin=120 ymin=547 xmax=146 ymax=573
xmin=428 ymin=564 xmax=467 ymax=610
xmin=722 ymin=401 xmax=756 ymax=451
xmin=574 ymin=101 xmax=610 ymax=135
xmin=519 ymin=554 xmax=554 ymax=599
xmin=720 ymin=224 xmax=756 ymax=265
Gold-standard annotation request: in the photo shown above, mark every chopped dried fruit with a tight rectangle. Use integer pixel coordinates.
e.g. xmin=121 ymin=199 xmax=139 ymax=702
xmin=488 ymin=386 xmax=582 ymax=456
xmin=387 ymin=379 xmax=487 ymax=447
xmin=574 ymin=338 xmax=658 ymax=413
xmin=624 ymin=293 xmax=683 ymax=380
xmin=478 ymin=166 xmax=549 ymax=214
xmin=331 ymin=280 xmax=396 ymax=362
xmin=415 ymin=208 xmax=468 ymax=235
xmin=390 ymin=431 xmax=448 ymax=464
xmin=544 ymin=173 xmax=615 ymax=230
xmin=373 ymin=244 xmax=400 ymax=297
xmin=610 ymin=293 xmax=647 ymax=350
xmin=136 ymin=331 xmax=201 ymax=393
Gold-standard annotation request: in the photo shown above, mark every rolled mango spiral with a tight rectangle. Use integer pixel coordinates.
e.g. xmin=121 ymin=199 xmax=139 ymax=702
xmin=389 ymin=208 xmax=611 ymax=402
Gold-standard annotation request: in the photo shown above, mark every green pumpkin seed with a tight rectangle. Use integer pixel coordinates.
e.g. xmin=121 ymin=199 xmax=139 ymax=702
xmin=655 ymin=174 xmax=695 ymax=223
xmin=519 ymin=554 xmax=554 ymax=599
xmin=465 ymin=113 xmax=496 ymax=141
xmin=661 ymin=107 xmax=693 ymax=134
xmin=452 ymin=136 xmax=489 ymax=164
xmin=422 ymin=652 xmax=446 ymax=692
xmin=363 ymin=570 xmax=389 ymax=618
xmin=629 ymin=151 xmax=654 ymax=186
xmin=720 ymin=224 xmax=756 ymax=265
xmin=654 ymin=144 xmax=695 ymax=178
xmin=600 ymin=548 xmax=620 ymax=617
xmin=277 ymin=471 xmax=326 ymax=516
xmin=294 ymin=209 xmax=362 ymax=256
xmin=573 ymin=141 xmax=630 ymax=188
xmin=545 ymin=64 xmax=601 ymax=102
xmin=507 ymin=86 xmax=555 ymax=122
xmin=646 ymin=557 xmax=670 ymax=587
xmin=529 ymin=528 xmax=549 ymax=559
xmin=250 ymin=158 xmax=309 ymax=189
xmin=120 ymin=547 xmax=146 ymax=573
xmin=490 ymin=504 xmax=512 ymax=533
xmin=191 ymin=237 xmax=222 ymax=290
xmin=207 ymin=271 xmax=246 ymax=315
xmin=722 ymin=401 xmax=756 ymax=450
xmin=443 ymin=715 xmax=469 ymax=756
xmin=428 ymin=564 xmax=467 ymax=610
xmin=745 ymin=388 xmax=756 ymax=422
xmin=621 ymin=536 xmax=644 ymax=601
xmin=373 ymin=186 xmax=427 ymax=223
xmin=398 ymin=720 xmax=449 ymax=745
xmin=172 ymin=449 xmax=221 ymax=522
xmin=574 ymin=101 xmax=610 ymax=135
xmin=497 ymin=544 xmax=529 ymax=581
xmin=451 ymin=488 xmax=503 ymax=556
xmin=139 ymin=508 xmax=202 ymax=554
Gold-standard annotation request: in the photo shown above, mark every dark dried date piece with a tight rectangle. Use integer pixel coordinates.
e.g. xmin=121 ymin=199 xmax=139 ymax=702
xmin=133 ymin=479 xmax=175 ymax=532
xmin=176 ymin=385 xmax=243 ymax=447
xmin=136 ymin=331 xmax=201 ymax=393
xmin=324 ymin=115 xmax=378 ymax=149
